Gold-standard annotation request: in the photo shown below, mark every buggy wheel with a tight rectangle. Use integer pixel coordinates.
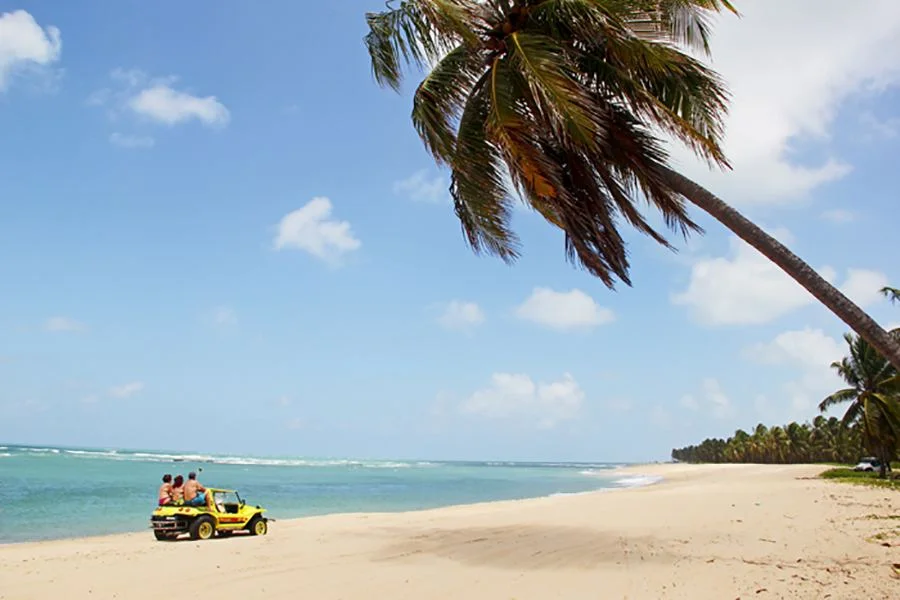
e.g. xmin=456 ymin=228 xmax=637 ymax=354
xmin=248 ymin=516 xmax=267 ymax=536
xmin=154 ymin=530 xmax=171 ymax=541
xmin=190 ymin=516 xmax=215 ymax=541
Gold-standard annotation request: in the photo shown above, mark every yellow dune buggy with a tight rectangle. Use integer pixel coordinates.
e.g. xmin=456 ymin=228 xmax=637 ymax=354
xmin=150 ymin=488 xmax=269 ymax=541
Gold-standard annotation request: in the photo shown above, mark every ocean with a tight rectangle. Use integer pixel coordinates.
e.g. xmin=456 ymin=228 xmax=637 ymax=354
xmin=0 ymin=444 xmax=659 ymax=544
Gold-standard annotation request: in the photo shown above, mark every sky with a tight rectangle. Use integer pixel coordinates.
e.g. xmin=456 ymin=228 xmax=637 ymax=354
xmin=1 ymin=1 xmax=899 ymax=463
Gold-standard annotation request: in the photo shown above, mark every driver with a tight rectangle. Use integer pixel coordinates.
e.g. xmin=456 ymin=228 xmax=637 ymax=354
xmin=183 ymin=471 xmax=208 ymax=506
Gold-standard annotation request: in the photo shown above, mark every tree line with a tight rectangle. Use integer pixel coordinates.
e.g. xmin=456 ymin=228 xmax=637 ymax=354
xmin=671 ymin=418 xmax=864 ymax=465
xmin=673 ymin=314 xmax=900 ymax=477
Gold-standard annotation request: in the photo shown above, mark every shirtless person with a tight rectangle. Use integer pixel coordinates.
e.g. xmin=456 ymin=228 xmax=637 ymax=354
xmin=158 ymin=474 xmax=173 ymax=506
xmin=171 ymin=475 xmax=185 ymax=504
xmin=183 ymin=471 xmax=207 ymax=506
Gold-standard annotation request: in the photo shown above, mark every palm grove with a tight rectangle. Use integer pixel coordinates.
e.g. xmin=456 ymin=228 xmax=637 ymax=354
xmin=674 ymin=292 xmax=900 ymax=476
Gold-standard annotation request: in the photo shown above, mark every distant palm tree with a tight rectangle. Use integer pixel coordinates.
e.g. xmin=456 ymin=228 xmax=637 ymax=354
xmin=882 ymin=286 xmax=900 ymax=304
xmin=819 ymin=333 xmax=900 ymax=478
xmin=363 ymin=0 xmax=900 ymax=369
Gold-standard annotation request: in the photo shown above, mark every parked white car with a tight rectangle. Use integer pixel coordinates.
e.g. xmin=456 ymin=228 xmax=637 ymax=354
xmin=852 ymin=457 xmax=882 ymax=472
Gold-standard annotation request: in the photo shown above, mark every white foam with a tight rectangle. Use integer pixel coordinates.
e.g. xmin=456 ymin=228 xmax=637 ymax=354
xmin=612 ymin=475 xmax=663 ymax=488
xmin=547 ymin=490 xmax=596 ymax=498
xmin=0 ymin=452 xmax=11 ymax=458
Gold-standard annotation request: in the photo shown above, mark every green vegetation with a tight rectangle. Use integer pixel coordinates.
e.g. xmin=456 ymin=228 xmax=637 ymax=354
xmin=820 ymin=467 xmax=900 ymax=491
xmin=820 ymin=332 xmax=900 ymax=478
xmin=671 ymin=418 xmax=864 ymax=464
xmin=362 ymin=0 xmax=900 ymax=370
xmin=673 ymin=321 xmax=900 ymax=480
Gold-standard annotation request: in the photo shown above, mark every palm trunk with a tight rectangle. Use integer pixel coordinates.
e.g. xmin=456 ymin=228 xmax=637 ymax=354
xmin=661 ymin=167 xmax=900 ymax=371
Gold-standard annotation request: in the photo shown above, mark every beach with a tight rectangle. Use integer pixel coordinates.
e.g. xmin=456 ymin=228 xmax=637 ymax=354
xmin=2 ymin=464 xmax=897 ymax=599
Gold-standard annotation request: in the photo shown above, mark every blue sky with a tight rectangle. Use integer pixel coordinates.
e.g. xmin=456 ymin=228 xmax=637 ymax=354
xmin=1 ymin=1 xmax=898 ymax=463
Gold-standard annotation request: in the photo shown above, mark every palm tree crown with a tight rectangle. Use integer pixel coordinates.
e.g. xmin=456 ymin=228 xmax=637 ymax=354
xmin=365 ymin=0 xmax=737 ymax=286
xmin=820 ymin=332 xmax=900 ymax=476
xmin=364 ymin=0 xmax=900 ymax=370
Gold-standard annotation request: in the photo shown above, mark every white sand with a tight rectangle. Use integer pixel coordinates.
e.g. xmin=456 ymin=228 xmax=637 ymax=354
xmin=2 ymin=464 xmax=898 ymax=599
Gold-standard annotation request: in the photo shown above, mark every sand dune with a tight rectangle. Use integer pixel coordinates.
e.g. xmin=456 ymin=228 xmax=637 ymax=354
xmin=2 ymin=464 xmax=897 ymax=599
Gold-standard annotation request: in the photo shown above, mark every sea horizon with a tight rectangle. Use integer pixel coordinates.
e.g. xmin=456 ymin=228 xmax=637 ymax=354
xmin=0 ymin=443 xmax=662 ymax=545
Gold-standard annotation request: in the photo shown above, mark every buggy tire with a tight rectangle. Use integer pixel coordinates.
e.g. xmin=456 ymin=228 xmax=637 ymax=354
xmin=154 ymin=530 xmax=172 ymax=541
xmin=247 ymin=516 xmax=267 ymax=536
xmin=189 ymin=516 xmax=216 ymax=541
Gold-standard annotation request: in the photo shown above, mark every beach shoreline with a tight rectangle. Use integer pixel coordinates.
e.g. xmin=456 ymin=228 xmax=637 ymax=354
xmin=0 ymin=462 xmax=666 ymax=548
xmin=3 ymin=463 xmax=897 ymax=599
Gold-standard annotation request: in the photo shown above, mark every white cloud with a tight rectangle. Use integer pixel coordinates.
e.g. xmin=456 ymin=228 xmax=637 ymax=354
xmin=460 ymin=372 xmax=584 ymax=428
xmin=437 ymin=300 xmax=485 ymax=331
xmin=108 ymin=382 xmax=144 ymax=399
xmin=745 ymin=328 xmax=844 ymax=370
xmin=668 ymin=1 xmax=900 ymax=206
xmin=839 ymin=269 xmax=889 ymax=308
xmin=679 ymin=378 xmax=734 ymax=420
xmin=672 ymin=233 xmax=887 ymax=325
xmin=286 ymin=418 xmax=304 ymax=431
xmin=273 ymin=197 xmax=361 ymax=263
xmin=88 ymin=69 xmax=229 ymax=141
xmin=128 ymin=84 xmax=229 ymax=127
xmin=745 ymin=328 xmax=845 ymax=422
xmin=109 ymin=132 xmax=155 ymax=149
xmin=820 ymin=209 xmax=856 ymax=224
xmin=393 ymin=170 xmax=448 ymax=204
xmin=514 ymin=287 xmax=614 ymax=331
xmin=671 ymin=232 xmax=837 ymax=325
xmin=0 ymin=10 xmax=61 ymax=91
xmin=43 ymin=316 xmax=87 ymax=333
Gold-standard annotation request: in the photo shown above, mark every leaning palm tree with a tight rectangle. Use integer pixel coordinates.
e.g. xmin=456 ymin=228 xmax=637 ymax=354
xmin=819 ymin=332 xmax=900 ymax=478
xmin=363 ymin=0 xmax=900 ymax=369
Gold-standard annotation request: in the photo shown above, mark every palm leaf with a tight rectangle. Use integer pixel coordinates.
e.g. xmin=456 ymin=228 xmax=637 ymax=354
xmin=819 ymin=388 xmax=857 ymax=414
xmin=880 ymin=286 xmax=900 ymax=304
xmin=364 ymin=0 xmax=481 ymax=91
xmin=412 ymin=43 xmax=489 ymax=163
xmin=870 ymin=392 xmax=900 ymax=439
xmin=607 ymin=0 xmax=740 ymax=56
xmin=450 ymin=70 xmax=520 ymax=260
xmin=506 ymin=31 xmax=605 ymax=149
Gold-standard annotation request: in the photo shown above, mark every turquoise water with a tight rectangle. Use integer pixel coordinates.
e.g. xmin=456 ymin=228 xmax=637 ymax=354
xmin=0 ymin=444 xmax=656 ymax=544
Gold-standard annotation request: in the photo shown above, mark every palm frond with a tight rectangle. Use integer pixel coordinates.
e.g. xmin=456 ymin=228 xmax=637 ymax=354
xmin=506 ymin=31 xmax=606 ymax=149
xmin=607 ymin=0 xmax=740 ymax=56
xmin=364 ymin=0 xmax=481 ymax=91
xmin=585 ymin=30 xmax=731 ymax=166
xmin=870 ymin=392 xmax=900 ymax=437
xmin=881 ymin=286 xmax=900 ymax=304
xmin=839 ymin=399 xmax=863 ymax=429
xmin=450 ymin=70 xmax=520 ymax=260
xmin=819 ymin=388 xmax=857 ymax=413
xmin=412 ymin=43 xmax=489 ymax=163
